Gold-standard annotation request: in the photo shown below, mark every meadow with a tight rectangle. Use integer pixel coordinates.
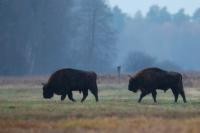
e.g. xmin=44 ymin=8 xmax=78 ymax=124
xmin=0 ymin=75 xmax=200 ymax=133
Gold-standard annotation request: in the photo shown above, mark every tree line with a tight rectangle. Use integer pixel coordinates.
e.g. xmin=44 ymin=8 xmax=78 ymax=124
xmin=1 ymin=1 xmax=200 ymax=75
xmin=115 ymin=5 xmax=200 ymax=72
xmin=0 ymin=0 xmax=116 ymax=75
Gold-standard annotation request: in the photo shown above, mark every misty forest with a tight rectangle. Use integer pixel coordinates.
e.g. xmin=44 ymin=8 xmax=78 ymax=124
xmin=1 ymin=0 xmax=200 ymax=75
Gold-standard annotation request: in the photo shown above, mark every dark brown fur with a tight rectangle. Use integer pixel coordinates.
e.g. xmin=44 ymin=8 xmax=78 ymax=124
xmin=42 ymin=68 xmax=98 ymax=102
xmin=128 ymin=67 xmax=186 ymax=103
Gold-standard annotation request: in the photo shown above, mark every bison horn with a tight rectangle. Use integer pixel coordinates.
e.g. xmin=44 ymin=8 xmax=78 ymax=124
xmin=128 ymin=75 xmax=133 ymax=78
xmin=41 ymin=83 xmax=46 ymax=86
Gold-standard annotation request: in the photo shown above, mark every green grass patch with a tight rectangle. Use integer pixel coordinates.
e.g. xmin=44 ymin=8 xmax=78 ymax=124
xmin=0 ymin=84 xmax=200 ymax=132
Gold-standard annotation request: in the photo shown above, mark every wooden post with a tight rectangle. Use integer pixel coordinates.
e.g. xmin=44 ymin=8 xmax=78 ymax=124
xmin=117 ymin=66 xmax=121 ymax=84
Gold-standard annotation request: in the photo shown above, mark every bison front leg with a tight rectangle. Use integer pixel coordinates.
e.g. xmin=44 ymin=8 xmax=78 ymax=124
xmin=68 ymin=91 xmax=76 ymax=102
xmin=152 ymin=90 xmax=157 ymax=103
xmin=138 ymin=92 xmax=149 ymax=103
xmin=81 ymin=90 xmax=88 ymax=103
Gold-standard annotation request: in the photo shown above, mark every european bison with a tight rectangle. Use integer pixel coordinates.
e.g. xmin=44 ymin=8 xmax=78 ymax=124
xmin=128 ymin=67 xmax=186 ymax=103
xmin=42 ymin=68 xmax=98 ymax=102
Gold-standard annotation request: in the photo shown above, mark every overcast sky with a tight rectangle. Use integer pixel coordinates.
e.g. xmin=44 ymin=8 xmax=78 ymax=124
xmin=108 ymin=0 xmax=200 ymax=16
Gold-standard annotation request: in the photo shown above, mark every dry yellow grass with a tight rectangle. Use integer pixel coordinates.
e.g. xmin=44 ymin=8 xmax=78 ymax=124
xmin=0 ymin=74 xmax=200 ymax=133
xmin=1 ymin=117 xmax=200 ymax=133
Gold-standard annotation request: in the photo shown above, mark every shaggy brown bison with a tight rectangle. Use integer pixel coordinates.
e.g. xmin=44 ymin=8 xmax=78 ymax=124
xmin=42 ymin=68 xmax=98 ymax=102
xmin=128 ymin=67 xmax=186 ymax=103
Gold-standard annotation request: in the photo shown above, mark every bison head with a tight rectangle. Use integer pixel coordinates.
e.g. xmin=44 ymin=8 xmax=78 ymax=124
xmin=128 ymin=77 xmax=141 ymax=92
xmin=42 ymin=83 xmax=54 ymax=99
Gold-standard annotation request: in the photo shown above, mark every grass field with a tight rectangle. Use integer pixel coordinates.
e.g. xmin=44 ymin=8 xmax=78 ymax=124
xmin=1 ymin=83 xmax=200 ymax=133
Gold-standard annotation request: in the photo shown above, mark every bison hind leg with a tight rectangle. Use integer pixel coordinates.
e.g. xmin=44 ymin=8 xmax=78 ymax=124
xmin=180 ymin=90 xmax=187 ymax=103
xmin=90 ymin=89 xmax=98 ymax=102
xmin=68 ymin=91 xmax=76 ymax=102
xmin=152 ymin=90 xmax=157 ymax=103
xmin=179 ymin=83 xmax=187 ymax=103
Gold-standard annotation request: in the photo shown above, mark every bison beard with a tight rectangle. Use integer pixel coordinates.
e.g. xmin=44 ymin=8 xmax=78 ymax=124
xmin=42 ymin=68 xmax=99 ymax=102
xmin=128 ymin=67 xmax=187 ymax=103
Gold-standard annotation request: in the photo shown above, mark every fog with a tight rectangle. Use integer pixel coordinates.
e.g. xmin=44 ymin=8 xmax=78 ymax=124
xmin=115 ymin=6 xmax=200 ymax=71
xmin=0 ymin=0 xmax=200 ymax=75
